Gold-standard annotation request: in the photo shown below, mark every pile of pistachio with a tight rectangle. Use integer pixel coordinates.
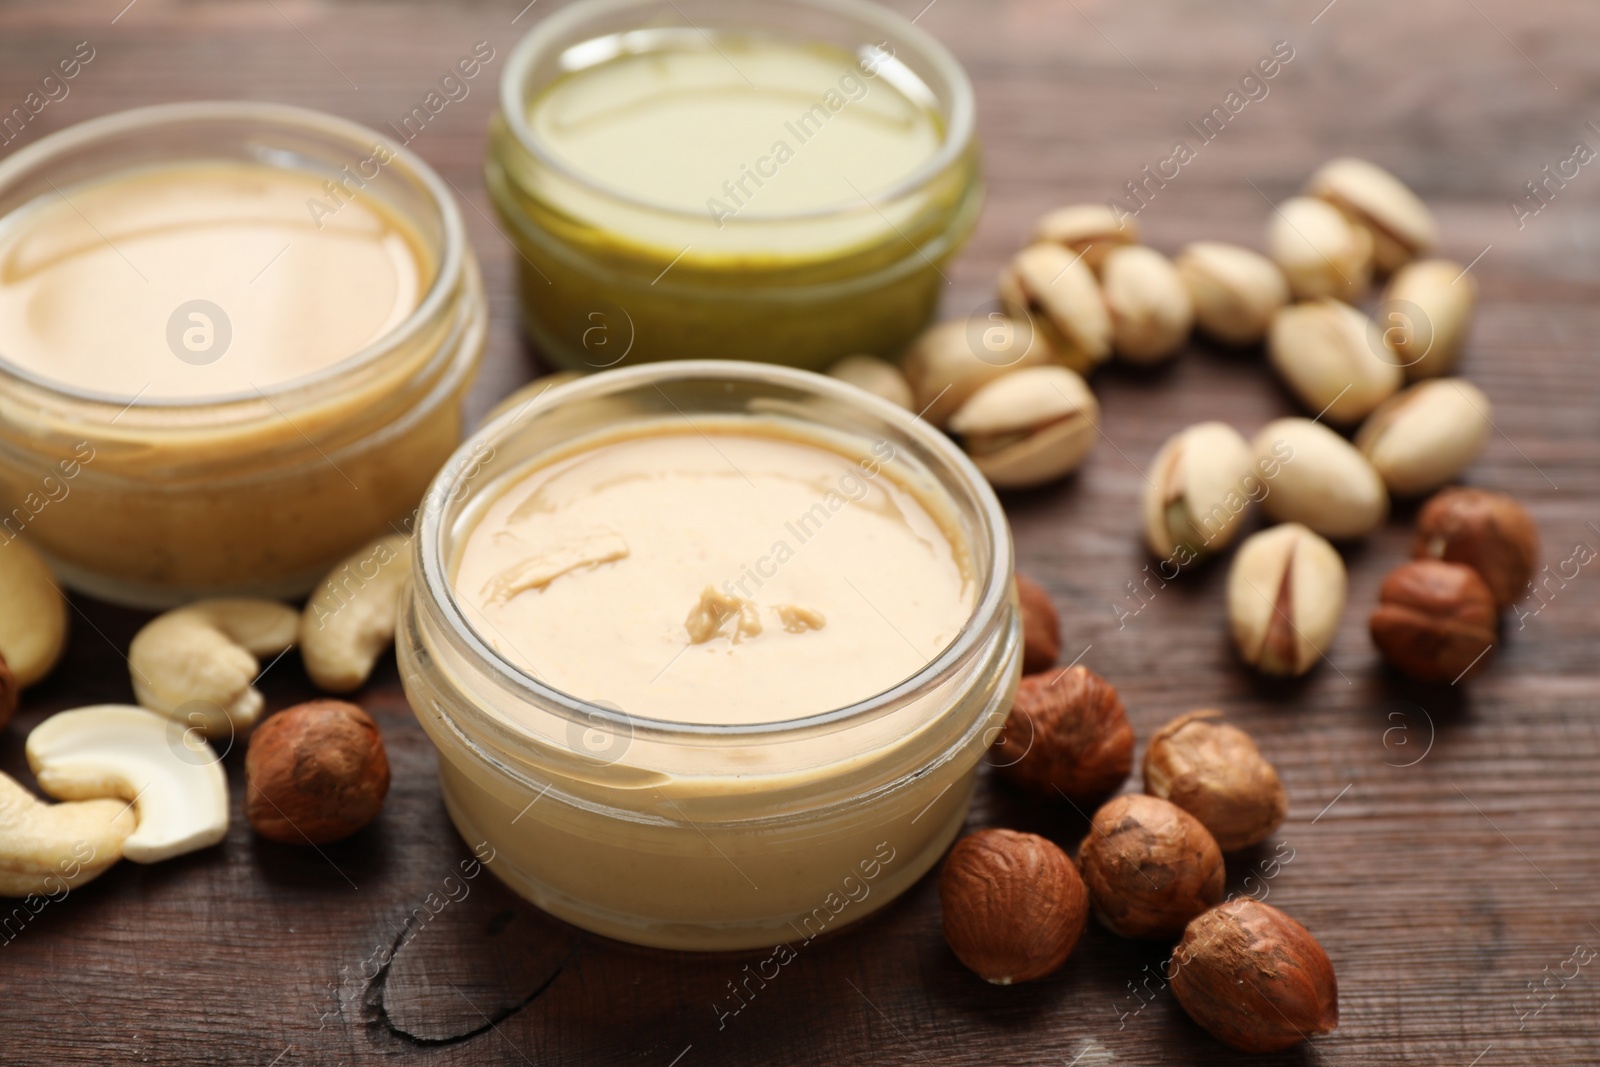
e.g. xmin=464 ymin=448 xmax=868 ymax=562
xmin=830 ymin=157 xmax=1504 ymax=679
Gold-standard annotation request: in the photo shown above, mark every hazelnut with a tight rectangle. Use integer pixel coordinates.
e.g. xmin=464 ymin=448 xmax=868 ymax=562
xmin=1015 ymin=575 xmax=1060 ymax=675
xmin=1078 ymin=794 xmax=1225 ymax=940
xmin=993 ymin=666 xmax=1133 ymax=804
xmin=0 ymin=651 xmax=16 ymax=733
xmin=246 ymin=700 xmax=390 ymax=845
xmin=1369 ymin=560 xmax=1498 ymax=683
xmin=1143 ymin=711 xmax=1287 ymax=852
xmin=939 ymin=828 xmax=1089 ymax=984
xmin=1414 ymin=487 xmax=1539 ymax=610
xmin=1170 ymin=899 xmax=1339 ymax=1053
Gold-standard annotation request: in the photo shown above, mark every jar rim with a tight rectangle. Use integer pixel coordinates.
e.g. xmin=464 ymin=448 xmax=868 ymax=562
xmin=496 ymin=0 xmax=977 ymax=225
xmin=414 ymin=359 xmax=1014 ymax=742
xmin=0 ymin=101 xmax=468 ymax=412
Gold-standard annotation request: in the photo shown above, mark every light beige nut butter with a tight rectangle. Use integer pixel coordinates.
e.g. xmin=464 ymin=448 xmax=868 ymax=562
xmin=400 ymin=363 xmax=1021 ymax=951
xmin=0 ymin=103 xmax=486 ymax=606
xmin=0 ymin=162 xmax=424 ymax=398
xmin=453 ymin=425 xmax=974 ymax=725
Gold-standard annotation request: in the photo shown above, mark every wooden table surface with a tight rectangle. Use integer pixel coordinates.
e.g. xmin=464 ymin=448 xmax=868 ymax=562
xmin=3 ymin=1 xmax=1598 ymax=1063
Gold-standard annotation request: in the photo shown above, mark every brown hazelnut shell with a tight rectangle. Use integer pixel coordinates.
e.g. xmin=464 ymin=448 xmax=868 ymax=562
xmin=246 ymin=700 xmax=390 ymax=845
xmin=0 ymin=651 xmax=16 ymax=733
xmin=1413 ymin=487 xmax=1539 ymax=609
xmin=1170 ymin=899 xmax=1339 ymax=1053
xmin=1143 ymin=710 xmax=1287 ymax=852
xmin=1016 ymin=575 xmax=1061 ymax=674
xmin=939 ymin=828 xmax=1088 ymax=984
xmin=1369 ymin=559 xmax=1497 ymax=683
xmin=1078 ymin=794 xmax=1225 ymax=940
xmin=993 ymin=666 xmax=1133 ymax=804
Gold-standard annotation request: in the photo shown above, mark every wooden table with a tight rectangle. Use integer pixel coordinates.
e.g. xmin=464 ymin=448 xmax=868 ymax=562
xmin=3 ymin=1 xmax=1597 ymax=1063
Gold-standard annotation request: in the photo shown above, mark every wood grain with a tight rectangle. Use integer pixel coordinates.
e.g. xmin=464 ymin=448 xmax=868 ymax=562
xmin=2 ymin=0 xmax=1598 ymax=1063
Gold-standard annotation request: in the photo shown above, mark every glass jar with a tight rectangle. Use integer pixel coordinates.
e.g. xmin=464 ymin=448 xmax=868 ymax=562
xmin=486 ymin=0 xmax=983 ymax=372
xmin=399 ymin=361 xmax=1020 ymax=951
xmin=0 ymin=102 xmax=486 ymax=607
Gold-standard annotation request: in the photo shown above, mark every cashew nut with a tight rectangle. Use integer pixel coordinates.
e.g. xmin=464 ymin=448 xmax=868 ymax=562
xmin=300 ymin=534 xmax=412 ymax=692
xmin=0 ymin=771 xmax=133 ymax=897
xmin=0 ymin=536 xmax=69 ymax=689
xmin=128 ymin=599 xmax=298 ymax=738
xmin=26 ymin=705 xmax=228 ymax=863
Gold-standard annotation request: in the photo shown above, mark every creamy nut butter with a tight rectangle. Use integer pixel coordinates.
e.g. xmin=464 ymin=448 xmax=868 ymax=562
xmin=401 ymin=362 xmax=1021 ymax=950
xmin=453 ymin=426 xmax=974 ymax=725
xmin=0 ymin=162 xmax=425 ymax=399
xmin=0 ymin=104 xmax=485 ymax=605
xmin=488 ymin=0 xmax=982 ymax=369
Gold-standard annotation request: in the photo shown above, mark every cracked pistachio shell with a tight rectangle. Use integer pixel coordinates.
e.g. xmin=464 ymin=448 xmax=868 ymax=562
xmin=1308 ymin=157 xmax=1438 ymax=275
xmin=902 ymin=318 xmax=1051 ymax=427
xmin=1143 ymin=422 xmax=1255 ymax=559
xmin=948 ymin=366 xmax=1099 ymax=489
xmin=1101 ymin=245 xmax=1194 ymax=364
xmin=1253 ymin=418 xmax=1388 ymax=539
xmin=1176 ymin=242 xmax=1290 ymax=346
xmin=826 ymin=354 xmax=914 ymax=410
xmin=1268 ymin=299 xmax=1403 ymax=425
xmin=1268 ymin=196 xmax=1374 ymax=303
xmin=1380 ymin=259 xmax=1475 ymax=380
xmin=1228 ymin=523 xmax=1347 ymax=678
xmin=1032 ymin=203 xmax=1140 ymax=269
xmin=998 ymin=243 xmax=1113 ymax=374
xmin=1355 ymin=379 xmax=1491 ymax=496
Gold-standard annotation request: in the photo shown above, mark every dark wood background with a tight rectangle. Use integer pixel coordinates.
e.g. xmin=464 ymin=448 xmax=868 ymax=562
xmin=3 ymin=0 xmax=1598 ymax=1063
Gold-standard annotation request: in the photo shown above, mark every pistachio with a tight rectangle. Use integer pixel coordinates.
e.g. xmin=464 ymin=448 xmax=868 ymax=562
xmin=1355 ymin=379 xmax=1491 ymax=496
xmin=1143 ymin=422 xmax=1256 ymax=559
xmin=1268 ymin=196 xmax=1373 ymax=302
xmin=948 ymin=366 xmax=1099 ymax=489
xmin=1268 ymin=298 xmax=1403 ymax=425
xmin=1032 ymin=203 xmax=1140 ymax=270
xmin=826 ymin=354 xmax=915 ymax=410
xmin=1307 ymin=157 xmax=1438 ymax=275
xmin=1380 ymin=259 xmax=1475 ymax=380
xmin=1227 ymin=523 xmax=1347 ymax=677
xmin=902 ymin=317 xmax=1050 ymax=427
xmin=1100 ymin=245 xmax=1194 ymax=364
xmin=1253 ymin=418 xmax=1388 ymax=539
xmin=1176 ymin=241 xmax=1290 ymax=346
xmin=998 ymin=243 xmax=1113 ymax=374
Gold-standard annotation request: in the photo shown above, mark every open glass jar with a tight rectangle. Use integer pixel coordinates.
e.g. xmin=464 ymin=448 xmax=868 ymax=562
xmin=399 ymin=361 xmax=1020 ymax=951
xmin=0 ymin=103 xmax=486 ymax=607
xmin=487 ymin=0 xmax=983 ymax=372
